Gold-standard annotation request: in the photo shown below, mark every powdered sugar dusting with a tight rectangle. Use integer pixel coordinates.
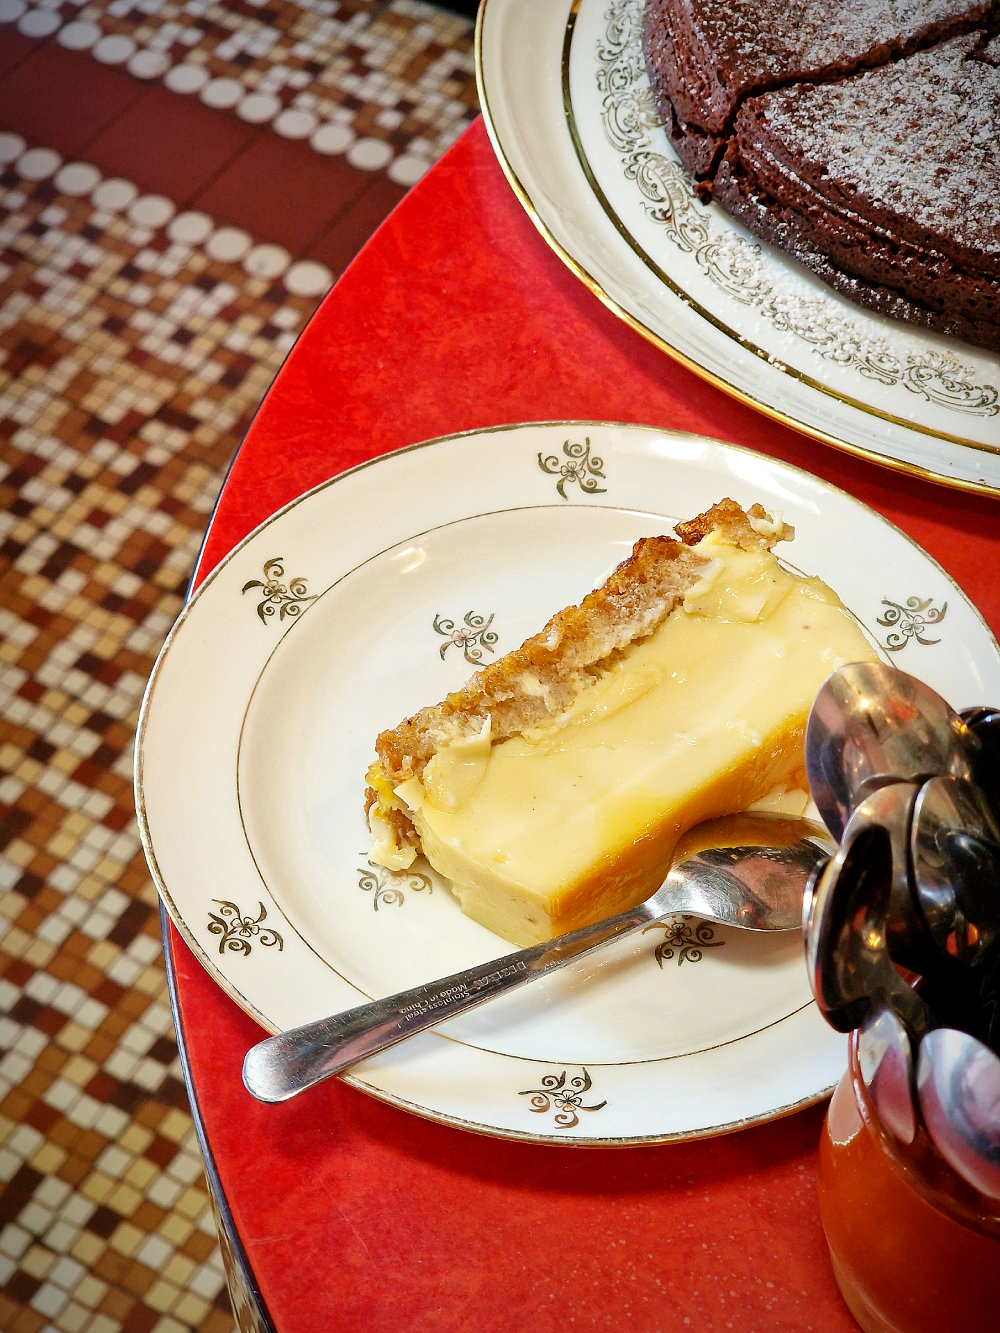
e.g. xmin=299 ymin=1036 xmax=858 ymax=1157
xmin=693 ymin=0 xmax=990 ymax=100
xmin=758 ymin=33 xmax=1000 ymax=257
xmin=600 ymin=0 xmax=999 ymax=412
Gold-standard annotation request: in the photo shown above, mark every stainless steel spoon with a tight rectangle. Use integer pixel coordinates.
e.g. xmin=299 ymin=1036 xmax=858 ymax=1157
xmin=960 ymin=706 xmax=1000 ymax=825
xmin=805 ymin=661 xmax=974 ymax=843
xmin=911 ymin=775 xmax=1000 ymax=970
xmin=243 ymin=812 xmax=833 ymax=1105
xmin=803 ymin=781 xmax=934 ymax=1039
xmin=803 ymin=752 xmax=1000 ymax=1185
xmin=912 ymin=747 xmax=1000 ymax=1053
xmin=804 ymin=785 xmax=932 ymax=1146
xmin=917 ymin=1028 xmax=1000 ymax=1200
xmin=859 ymin=1006 xmax=918 ymax=1144
xmin=804 ymin=666 xmax=996 ymax=980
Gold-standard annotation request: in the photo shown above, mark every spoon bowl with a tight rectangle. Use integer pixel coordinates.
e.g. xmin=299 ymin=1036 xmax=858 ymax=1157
xmin=911 ymin=775 xmax=1000 ymax=970
xmin=917 ymin=1028 xmax=1000 ymax=1200
xmin=960 ymin=707 xmax=1000 ymax=824
xmin=805 ymin=662 xmax=974 ymax=842
xmin=803 ymin=782 xmax=932 ymax=1038
xmin=859 ymin=1006 xmax=917 ymax=1144
xmin=655 ymin=811 xmax=835 ymax=931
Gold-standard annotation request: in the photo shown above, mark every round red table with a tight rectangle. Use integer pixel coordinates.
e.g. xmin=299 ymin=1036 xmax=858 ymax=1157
xmin=162 ymin=118 xmax=1000 ymax=1333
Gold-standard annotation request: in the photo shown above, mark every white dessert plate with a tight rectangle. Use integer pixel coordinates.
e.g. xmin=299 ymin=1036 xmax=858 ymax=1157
xmin=475 ymin=0 xmax=1000 ymax=495
xmin=137 ymin=422 xmax=1000 ymax=1145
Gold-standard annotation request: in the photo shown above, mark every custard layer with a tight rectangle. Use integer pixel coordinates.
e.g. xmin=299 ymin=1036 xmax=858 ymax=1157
xmin=399 ymin=539 xmax=876 ymax=945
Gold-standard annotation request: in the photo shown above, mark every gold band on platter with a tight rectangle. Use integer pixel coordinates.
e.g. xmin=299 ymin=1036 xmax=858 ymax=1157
xmin=474 ymin=0 xmax=1000 ymax=497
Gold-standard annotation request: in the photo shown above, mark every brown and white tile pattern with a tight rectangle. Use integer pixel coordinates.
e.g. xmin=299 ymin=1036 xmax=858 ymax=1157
xmin=1 ymin=0 xmax=478 ymax=184
xmin=0 ymin=137 xmax=330 ymax=1333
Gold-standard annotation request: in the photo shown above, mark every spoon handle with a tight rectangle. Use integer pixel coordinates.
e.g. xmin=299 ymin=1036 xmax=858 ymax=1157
xmin=242 ymin=899 xmax=658 ymax=1103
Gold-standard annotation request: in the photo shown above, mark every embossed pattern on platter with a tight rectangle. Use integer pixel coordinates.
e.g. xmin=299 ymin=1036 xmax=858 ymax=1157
xmin=595 ymin=0 xmax=998 ymax=417
xmin=242 ymin=556 xmax=318 ymax=624
xmin=433 ymin=611 xmax=499 ymax=665
xmin=643 ymin=915 xmax=725 ymax=966
xmin=207 ymin=900 xmax=284 ymax=956
xmin=537 ymin=436 xmax=608 ymax=498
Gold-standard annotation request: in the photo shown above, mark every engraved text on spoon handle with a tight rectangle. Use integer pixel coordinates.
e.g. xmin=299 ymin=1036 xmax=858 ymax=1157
xmin=242 ymin=899 xmax=660 ymax=1102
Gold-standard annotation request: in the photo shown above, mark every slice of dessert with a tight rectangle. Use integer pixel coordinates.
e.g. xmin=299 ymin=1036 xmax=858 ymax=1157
xmin=713 ymin=33 xmax=1000 ymax=353
xmin=365 ymin=500 xmax=877 ymax=947
xmin=641 ymin=0 xmax=994 ymax=186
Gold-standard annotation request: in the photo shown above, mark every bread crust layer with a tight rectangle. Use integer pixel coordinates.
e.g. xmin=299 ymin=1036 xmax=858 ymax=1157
xmin=365 ymin=499 xmax=790 ymax=846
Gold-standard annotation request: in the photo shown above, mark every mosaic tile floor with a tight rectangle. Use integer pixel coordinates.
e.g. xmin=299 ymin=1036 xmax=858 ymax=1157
xmin=0 ymin=0 xmax=477 ymax=187
xmin=0 ymin=4 xmax=478 ymax=1329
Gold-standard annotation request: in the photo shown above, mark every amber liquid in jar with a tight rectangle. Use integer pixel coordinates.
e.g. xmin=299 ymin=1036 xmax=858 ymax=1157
xmin=818 ymin=1032 xmax=1000 ymax=1333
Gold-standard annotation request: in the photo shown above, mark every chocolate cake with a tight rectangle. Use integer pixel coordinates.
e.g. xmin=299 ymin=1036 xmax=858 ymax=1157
xmin=643 ymin=0 xmax=1000 ymax=353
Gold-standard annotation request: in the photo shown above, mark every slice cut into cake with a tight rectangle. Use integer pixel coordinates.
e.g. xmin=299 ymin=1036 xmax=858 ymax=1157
xmin=641 ymin=0 xmax=1000 ymax=352
xmin=365 ymin=500 xmax=877 ymax=947
xmin=642 ymin=0 xmax=995 ymax=185
xmin=713 ymin=33 xmax=1000 ymax=353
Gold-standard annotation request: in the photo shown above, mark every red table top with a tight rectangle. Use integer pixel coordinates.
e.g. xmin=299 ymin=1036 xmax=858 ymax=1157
xmin=167 ymin=117 xmax=1000 ymax=1333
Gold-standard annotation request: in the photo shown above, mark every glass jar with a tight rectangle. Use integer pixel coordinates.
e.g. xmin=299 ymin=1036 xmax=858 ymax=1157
xmin=818 ymin=1031 xmax=1000 ymax=1333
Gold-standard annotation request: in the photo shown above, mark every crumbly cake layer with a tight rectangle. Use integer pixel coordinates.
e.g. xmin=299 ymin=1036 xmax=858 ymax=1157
xmin=713 ymin=35 xmax=1000 ymax=352
xmin=712 ymin=174 xmax=1000 ymax=352
xmin=642 ymin=0 xmax=1000 ymax=351
xmin=642 ymin=0 xmax=996 ymax=185
xmin=365 ymin=500 xmax=790 ymax=847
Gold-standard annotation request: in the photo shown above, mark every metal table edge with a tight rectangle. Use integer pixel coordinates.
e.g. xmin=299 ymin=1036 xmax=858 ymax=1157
xmin=160 ymin=900 xmax=279 ymax=1331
